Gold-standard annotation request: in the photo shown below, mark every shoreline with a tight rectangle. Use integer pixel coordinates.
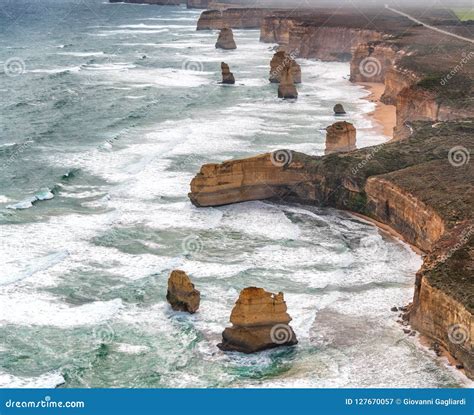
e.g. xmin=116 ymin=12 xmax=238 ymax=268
xmin=358 ymin=82 xmax=397 ymax=140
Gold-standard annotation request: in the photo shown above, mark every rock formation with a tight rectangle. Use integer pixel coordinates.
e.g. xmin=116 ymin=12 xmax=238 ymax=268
xmin=269 ymin=51 xmax=301 ymax=84
xmin=186 ymin=0 xmax=209 ymax=8
xmin=333 ymin=104 xmax=346 ymax=115
xmin=166 ymin=270 xmax=200 ymax=314
xmin=325 ymin=121 xmax=357 ymax=154
xmin=215 ymin=28 xmax=237 ymax=50
xmin=189 ymin=119 xmax=474 ymax=377
xmin=197 ymin=8 xmax=272 ymax=30
xmin=218 ymin=287 xmax=298 ymax=353
xmin=278 ymin=66 xmax=298 ymax=99
xmin=220 ymin=62 xmax=235 ymax=84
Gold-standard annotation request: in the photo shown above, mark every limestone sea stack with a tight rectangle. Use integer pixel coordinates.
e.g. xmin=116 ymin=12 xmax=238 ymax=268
xmin=325 ymin=121 xmax=356 ymax=154
xmin=166 ymin=270 xmax=200 ymax=314
xmin=218 ymin=287 xmax=298 ymax=353
xmin=215 ymin=28 xmax=237 ymax=50
xmin=220 ymin=62 xmax=235 ymax=84
xmin=333 ymin=103 xmax=346 ymax=115
xmin=278 ymin=66 xmax=298 ymax=99
xmin=269 ymin=51 xmax=301 ymax=84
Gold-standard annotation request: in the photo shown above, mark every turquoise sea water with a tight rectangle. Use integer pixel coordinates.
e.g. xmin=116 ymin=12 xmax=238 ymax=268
xmin=0 ymin=0 xmax=469 ymax=388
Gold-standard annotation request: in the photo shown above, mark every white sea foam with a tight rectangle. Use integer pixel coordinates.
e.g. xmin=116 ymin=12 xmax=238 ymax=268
xmin=0 ymin=371 xmax=65 ymax=388
xmin=28 ymin=66 xmax=81 ymax=74
xmin=0 ymin=295 xmax=123 ymax=327
xmin=90 ymin=29 xmax=170 ymax=37
xmin=0 ymin=251 xmax=69 ymax=286
xmin=57 ymin=51 xmax=108 ymax=57
xmin=116 ymin=343 xmax=149 ymax=354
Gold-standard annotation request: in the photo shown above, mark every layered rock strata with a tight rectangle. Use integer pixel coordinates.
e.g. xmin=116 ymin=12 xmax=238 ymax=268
xmin=197 ymin=8 xmax=273 ymax=30
xmin=166 ymin=270 xmax=201 ymax=314
xmin=189 ymin=119 xmax=474 ymax=377
xmin=215 ymin=27 xmax=237 ymax=49
xmin=186 ymin=0 xmax=209 ymax=8
xmin=269 ymin=51 xmax=301 ymax=84
xmin=220 ymin=62 xmax=235 ymax=84
xmin=218 ymin=287 xmax=298 ymax=353
xmin=325 ymin=121 xmax=356 ymax=154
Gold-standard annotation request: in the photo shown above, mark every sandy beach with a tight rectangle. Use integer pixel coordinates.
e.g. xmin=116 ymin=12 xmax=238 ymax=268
xmin=359 ymin=82 xmax=397 ymax=139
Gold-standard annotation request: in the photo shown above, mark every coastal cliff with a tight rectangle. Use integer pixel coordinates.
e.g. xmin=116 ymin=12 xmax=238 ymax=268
xmin=189 ymin=120 xmax=474 ymax=377
xmin=197 ymin=8 xmax=273 ymax=30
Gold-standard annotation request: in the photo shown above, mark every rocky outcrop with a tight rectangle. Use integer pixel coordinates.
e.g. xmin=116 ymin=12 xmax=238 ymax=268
xmin=197 ymin=8 xmax=272 ymax=30
xmin=189 ymin=120 xmax=474 ymax=376
xmin=220 ymin=62 xmax=235 ymax=84
xmin=325 ymin=121 xmax=356 ymax=154
xmin=166 ymin=270 xmax=200 ymax=314
xmin=333 ymin=104 xmax=346 ymax=115
xmin=215 ymin=28 xmax=237 ymax=50
xmin=218 ymin=287 xmax=298 ymax=353
xmin=269 ymin=51 xmax=301 ymax=84
xmin=189 ymin=151 xmax=314 ymax=207
xmin=278 ymin=66 xmax=298 ymax=99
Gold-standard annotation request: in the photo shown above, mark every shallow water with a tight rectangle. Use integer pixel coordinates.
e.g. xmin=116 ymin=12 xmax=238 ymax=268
xmin=0 ymin=0 xmax=469 ymax=388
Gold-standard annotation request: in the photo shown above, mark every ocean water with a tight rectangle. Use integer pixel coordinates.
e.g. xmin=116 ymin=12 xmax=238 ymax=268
xmin=0 ymin=0 xmax=469 ymax=388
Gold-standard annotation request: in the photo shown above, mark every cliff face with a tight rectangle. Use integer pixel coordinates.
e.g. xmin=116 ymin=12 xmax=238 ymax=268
xmin=189 ymin=120 xmax=474 ymax=377
xmin=289 ymin=26 xmax=383 ymax=61
xmin=365 ymin=176 xmax=445 ymax=252
xmin=187 ymin=0 xmax=209 ymax=8
xmin=394 ymin=87 xmax=474 ymax=140
xmin=410 ymin=221 xmax=474 ymax=378
xmin=189 ymin=153 xmax=315 ymax=207
xmin=381 ymin=66 xmax=420 ymax=105
xmin=197 ymin=8 xmax=272 ymax=30
xmin=350 ymin=42 xmax=399 ymax=83
xmin=260 ymin=16 xmax=299 ymax=44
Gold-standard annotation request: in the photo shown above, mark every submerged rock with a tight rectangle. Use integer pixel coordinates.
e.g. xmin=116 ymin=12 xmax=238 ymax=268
xmin=218 ymin=287 xmax=298 ymax=353
xmin=325 ymin=121 xmax=356 ymax=154
xmin=278 ymin=66 xmax=298 ymax=99
xmin=333 ymin=103 xmax=346 ymax=115
xmin=220 ymin=62 xmax=235 ymax=84
xmin=215 ymin=28 xmax=237 ymax=50
xmin=166 ymin=270 xmax=200 ymax=314
xmin=269 ymin=51 xmax=301 ymax=84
